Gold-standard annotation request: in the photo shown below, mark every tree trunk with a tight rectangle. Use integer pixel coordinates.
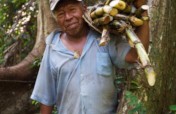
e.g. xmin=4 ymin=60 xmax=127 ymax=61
xmin=0 ymin=0 xmax=58 ymax=80
xmin=146 ymin=0 xmax=176 ymax=113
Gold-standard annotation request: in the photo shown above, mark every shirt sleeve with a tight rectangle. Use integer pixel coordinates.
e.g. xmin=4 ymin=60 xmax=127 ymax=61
xmin=30 ymin=44 xmax=57 ymax=106
xmin=108 ymin=36 xmax=132 ymax=69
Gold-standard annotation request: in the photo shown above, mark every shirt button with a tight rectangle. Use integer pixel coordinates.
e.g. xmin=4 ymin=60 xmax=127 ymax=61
xmin=80 ymin=86 xmax=87 ymax=96
xmin=80 ymin=74 xmax=83 ymax=77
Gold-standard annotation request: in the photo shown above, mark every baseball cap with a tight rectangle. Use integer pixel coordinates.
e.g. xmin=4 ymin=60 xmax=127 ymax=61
xmin=50 ymin=0 xmax=82 ymax=11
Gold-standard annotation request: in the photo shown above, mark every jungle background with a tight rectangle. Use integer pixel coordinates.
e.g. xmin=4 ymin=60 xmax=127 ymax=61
xmin=0 ymin=0 xmax=176 ymax=114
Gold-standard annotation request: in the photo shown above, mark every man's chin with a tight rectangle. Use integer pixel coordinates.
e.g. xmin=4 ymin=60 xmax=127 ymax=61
xmin=68 ymin=33 xmax=79 ymax=37
xmin=66 ymin=29 xmax=80 ymax=36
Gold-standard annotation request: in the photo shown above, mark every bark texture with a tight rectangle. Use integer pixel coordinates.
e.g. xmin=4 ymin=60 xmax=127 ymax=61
xmin=146 ymin=0 xmax=176 ymax=113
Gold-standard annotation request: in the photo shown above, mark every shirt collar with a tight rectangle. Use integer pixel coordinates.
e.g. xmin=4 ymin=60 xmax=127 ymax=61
xmin=49 ymin=29 xmax=99 ymax=57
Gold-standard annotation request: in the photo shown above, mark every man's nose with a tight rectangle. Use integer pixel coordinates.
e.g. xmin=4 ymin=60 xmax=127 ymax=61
xmin=65 ymin=12 xmax=72 ymax=20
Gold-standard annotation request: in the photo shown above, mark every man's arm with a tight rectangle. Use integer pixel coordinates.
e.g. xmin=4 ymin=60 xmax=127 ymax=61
xmin=125 ymin=0 xmax=149 ymax=63
xmin=40 ymin=104 xmax=53 ymax=114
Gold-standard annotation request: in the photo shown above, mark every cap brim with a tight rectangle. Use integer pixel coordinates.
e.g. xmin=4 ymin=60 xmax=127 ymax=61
xmin=51 ymin=2 xmax=58 ymax=11
xmin=51 ymin=0 xmax=82 ymax=11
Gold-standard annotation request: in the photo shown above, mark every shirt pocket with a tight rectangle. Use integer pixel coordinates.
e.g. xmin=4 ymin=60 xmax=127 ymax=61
xmin=96 ymin=52 xmax=113 ymax=77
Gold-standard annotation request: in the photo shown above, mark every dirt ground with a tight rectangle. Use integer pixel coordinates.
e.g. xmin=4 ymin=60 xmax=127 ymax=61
xmin=0 ymin=81 xmax=39 ymax=114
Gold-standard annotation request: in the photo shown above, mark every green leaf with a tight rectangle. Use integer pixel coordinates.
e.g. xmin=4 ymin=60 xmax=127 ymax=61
xmin=32 ymin=100 xmax=39 ymax=105
xmin=169 ymin=105 xmax=176 ymax=111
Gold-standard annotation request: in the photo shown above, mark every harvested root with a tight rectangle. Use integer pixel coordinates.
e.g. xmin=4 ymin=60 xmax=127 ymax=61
xmin=99 ymin=26 xmax=110 ymax=46
xmin=129 ymin=16 xmax=144 ymax=26
xmin=93 ymin=15 xmax=112 ymax=26
xmin=109 ymin=0 xmax=127 ymax=10
xmin=125 ymin=27 xmax=156 ymax=86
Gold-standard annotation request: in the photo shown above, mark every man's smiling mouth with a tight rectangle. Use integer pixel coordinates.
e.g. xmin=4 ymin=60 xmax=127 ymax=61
xmin=66 ymin=23 xmax=78 ymax=29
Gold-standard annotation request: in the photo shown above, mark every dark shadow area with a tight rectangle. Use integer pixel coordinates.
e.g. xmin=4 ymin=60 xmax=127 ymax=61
xmin=0 ymin=82 xmax=39 ymax=114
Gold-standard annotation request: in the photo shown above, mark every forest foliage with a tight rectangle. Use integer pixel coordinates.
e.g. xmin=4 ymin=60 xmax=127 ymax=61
xmin=0 ymin=0 xmax=37 ymax=66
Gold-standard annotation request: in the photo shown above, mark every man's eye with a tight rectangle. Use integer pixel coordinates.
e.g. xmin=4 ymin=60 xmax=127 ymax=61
xmin=57 ymin=12 xmax=64 ymax=17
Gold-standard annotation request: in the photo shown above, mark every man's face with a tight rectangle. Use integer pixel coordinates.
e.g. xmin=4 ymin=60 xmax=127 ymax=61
xmin=55 ymin=1 xmax=86 ymax=36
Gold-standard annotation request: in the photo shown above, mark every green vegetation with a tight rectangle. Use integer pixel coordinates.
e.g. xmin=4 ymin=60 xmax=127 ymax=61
xmin=125 ymin=91 xmax=146 ymax=114
xmin=32 ymin=100 xmax=58 ymax=114
xmin=0 ymin=0 xmax=38 ymax=66
xmin=169 ymin=105 xmax=176 ymax=114
xmin=32 ymin=57 xmax=42 ymax=68
xmin=114 ymin=69 xmax=147 ymax=114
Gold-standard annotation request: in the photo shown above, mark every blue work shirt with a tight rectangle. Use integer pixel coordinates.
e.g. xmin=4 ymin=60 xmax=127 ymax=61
xmin=31 ymin=29 xmax=131 ymax=114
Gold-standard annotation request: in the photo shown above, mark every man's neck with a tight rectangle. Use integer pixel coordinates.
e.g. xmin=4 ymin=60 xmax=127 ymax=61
xmin=65 ymin=26 xmax=89 ymax=42
xmin=60 ymin=26 xmax=89 ymax=55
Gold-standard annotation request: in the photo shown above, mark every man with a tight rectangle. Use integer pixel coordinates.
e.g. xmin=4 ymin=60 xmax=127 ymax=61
xmin=31 ymin=0 xmax=149 ymax=114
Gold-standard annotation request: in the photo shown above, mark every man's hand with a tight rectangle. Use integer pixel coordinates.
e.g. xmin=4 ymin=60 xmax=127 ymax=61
xmin=40 ymin=104 xmax=53 ymax=114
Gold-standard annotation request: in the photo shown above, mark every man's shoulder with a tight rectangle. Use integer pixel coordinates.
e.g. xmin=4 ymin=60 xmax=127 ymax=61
xmin=89 ymin=29 xmax=101 ymax=39
xmin=45 ymin=29 xmax=61 ymax=45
